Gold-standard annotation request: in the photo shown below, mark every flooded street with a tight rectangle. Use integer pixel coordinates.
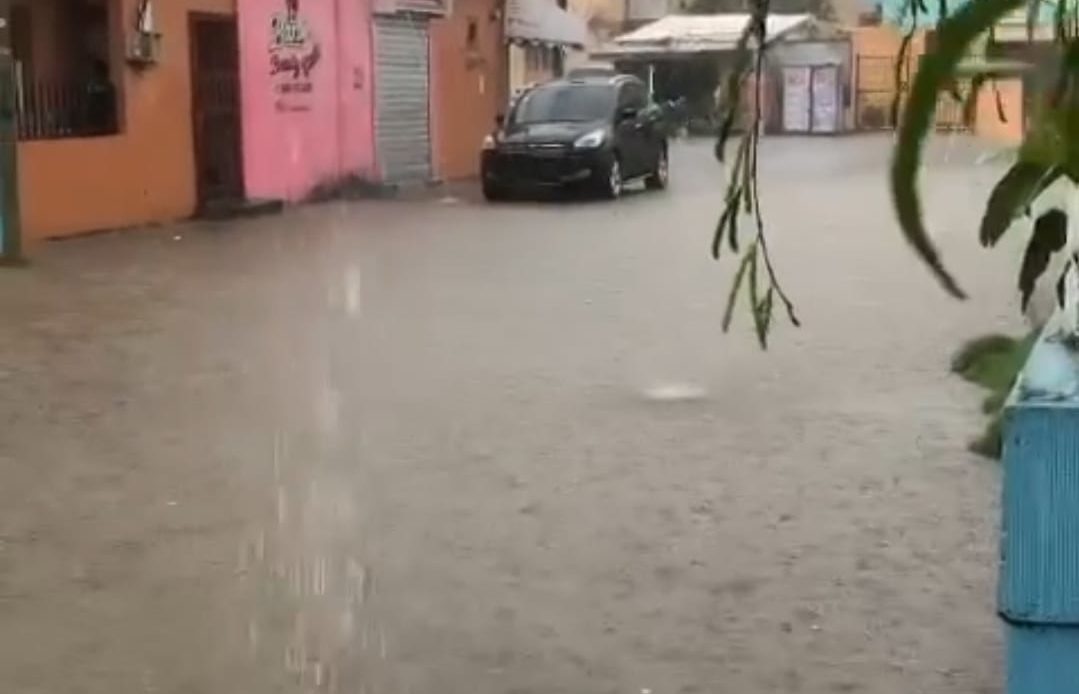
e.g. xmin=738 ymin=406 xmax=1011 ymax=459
xmin=1 ymin=137 xmax=1019 ymax=693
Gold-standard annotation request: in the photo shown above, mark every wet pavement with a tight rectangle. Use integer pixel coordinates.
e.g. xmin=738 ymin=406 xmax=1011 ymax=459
xmin=1 ymin=136 xmax=1021 ymax=694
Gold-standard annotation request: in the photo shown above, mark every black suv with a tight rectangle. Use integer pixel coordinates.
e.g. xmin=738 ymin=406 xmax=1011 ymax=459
xmin=480 ymin=74 xmax=669 ymax=201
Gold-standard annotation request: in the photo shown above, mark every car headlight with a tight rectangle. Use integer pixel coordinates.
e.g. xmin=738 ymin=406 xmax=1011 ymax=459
xmin=573 ymin=129 xmax=606 ymax=149
xmin=482 ymin=134 xmax=498 ymax=150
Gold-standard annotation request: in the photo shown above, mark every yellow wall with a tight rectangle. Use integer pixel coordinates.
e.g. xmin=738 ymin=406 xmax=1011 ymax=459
xmin=508 ymin=44 xmax=559 ymax=94
xmin=18 ymin=0 xmax=237 ymax=242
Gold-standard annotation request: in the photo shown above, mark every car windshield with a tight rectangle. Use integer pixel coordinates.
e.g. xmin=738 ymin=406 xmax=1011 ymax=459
xmin=512 ymin=84 xmax=615 ymax=124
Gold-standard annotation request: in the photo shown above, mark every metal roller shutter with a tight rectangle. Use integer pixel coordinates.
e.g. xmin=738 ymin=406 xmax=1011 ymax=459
xmin=375 ymin=16 xmax=432 ymax=183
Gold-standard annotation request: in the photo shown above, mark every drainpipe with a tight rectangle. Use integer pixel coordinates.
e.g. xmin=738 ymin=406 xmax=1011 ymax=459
xmin=0 ymin=0 xmax=22 ymax=264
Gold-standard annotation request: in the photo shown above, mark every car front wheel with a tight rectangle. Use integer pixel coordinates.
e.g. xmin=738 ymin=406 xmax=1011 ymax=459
xmin=598 ymin=157 xmax=623 ymax=200
xmin=482 ymin=179 xmax=507 ymax=202
xmin=645 ymin=147 xmax=669 ymax=190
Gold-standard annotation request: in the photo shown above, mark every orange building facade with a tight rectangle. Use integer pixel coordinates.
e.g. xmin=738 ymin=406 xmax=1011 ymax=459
xmin=15 ymin=0 xmax=238 ymax=242
xmin=429 ymin=0 xmax=507 ymax=180
xmin=850 ymin=23 xmax=1024 ymax=144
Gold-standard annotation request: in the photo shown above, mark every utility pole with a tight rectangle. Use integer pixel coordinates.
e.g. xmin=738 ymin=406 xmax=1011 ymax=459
xmin=0 ymin=0 xmax=22 ymax=264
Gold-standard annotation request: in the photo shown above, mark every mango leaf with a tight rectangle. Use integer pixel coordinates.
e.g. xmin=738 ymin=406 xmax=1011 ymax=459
xmin=722 ymin=244 xmax=757 ymax=332
xmin=979 ymin=162 xmax=1062 ymax=247
xmin=1019 ymin=209 xmax=1068 ymax=311
xmin=890 ymin=0 xmax=1026 ymax=299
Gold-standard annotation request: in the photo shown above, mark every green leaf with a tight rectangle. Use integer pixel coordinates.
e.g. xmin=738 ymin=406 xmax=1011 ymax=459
xmin=1056 ymin=258 xmax=1072 ymax=308
xmin=1019 ymin=209 xmax=1068 ymax=311
xmin=748 ymin=238 xmax=760 ymax=325
xmin=722 ymin=244 xmax=756 ymax=333
xmin=962 ymin=74 xmax=986 ymax=127
xmin=712 ymin=188 xmax=738 ymax=259
xmin=994 ymin=81 xmax=1007 ymax=122
xmin=890 ymin=0 xmax=1026 ymax=299
xmin=728 ymin=203 xmax=740 ymax=253
xmin=891 ymin=29 xmax=914 ymax=126
xmin=979 ymin=162 xmax=1062 ymax=247
xmin=754 ymin=287 xmax=774 ymax=350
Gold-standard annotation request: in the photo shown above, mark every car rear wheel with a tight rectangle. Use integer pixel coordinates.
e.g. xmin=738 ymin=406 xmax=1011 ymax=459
xmin=599 ymin=157 xmax=623 ymax=200
xmin=645 ymin=147 xmax=669 ymax=190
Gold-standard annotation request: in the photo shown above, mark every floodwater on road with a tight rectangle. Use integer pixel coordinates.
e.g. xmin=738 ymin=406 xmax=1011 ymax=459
xmin=1 ymin=136 xmax=1020 ymax=694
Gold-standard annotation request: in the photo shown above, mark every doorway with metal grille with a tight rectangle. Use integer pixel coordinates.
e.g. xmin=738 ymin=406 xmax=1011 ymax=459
xmin=189 ymin=13 xmax=245 ymax=209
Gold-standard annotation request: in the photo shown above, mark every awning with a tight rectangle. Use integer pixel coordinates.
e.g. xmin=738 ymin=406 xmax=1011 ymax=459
xmin=591 ymin=13 xmax=819 ymax=60
xmin=505 ymin=0 xmax=588 ymax=49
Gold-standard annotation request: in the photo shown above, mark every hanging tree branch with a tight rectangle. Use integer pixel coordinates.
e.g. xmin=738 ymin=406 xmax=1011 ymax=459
xmin=713 ymin=0 xmax=799 ymax=349
xmin=715 ymin=0 xmax=1078 ymax=345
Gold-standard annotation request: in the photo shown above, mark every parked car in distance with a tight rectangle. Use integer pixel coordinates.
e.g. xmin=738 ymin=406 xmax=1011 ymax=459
xmin=480 ymin=74 xmax=669 ymax=201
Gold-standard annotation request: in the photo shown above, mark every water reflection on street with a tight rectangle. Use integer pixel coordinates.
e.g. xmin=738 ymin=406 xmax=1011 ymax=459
xmin=1 ymin=138 xmax=1009 ymax=693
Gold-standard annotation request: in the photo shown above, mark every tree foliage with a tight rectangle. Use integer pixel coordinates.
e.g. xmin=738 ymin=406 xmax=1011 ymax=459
xmin=715 ymin=0 xmax=1079 ymax=346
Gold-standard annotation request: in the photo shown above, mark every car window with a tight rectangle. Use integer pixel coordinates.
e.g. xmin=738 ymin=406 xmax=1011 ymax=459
xmin=511 ymin=84 xmax=616 ymax=124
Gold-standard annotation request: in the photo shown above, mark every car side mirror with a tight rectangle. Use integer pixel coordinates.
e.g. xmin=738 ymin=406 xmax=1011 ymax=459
xmin=618 ymin=106 xmax=638 ymax=122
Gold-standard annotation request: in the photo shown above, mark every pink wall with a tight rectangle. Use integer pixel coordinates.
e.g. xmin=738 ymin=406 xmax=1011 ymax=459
xmin=238 ymin=0 xmax=375 ymax=202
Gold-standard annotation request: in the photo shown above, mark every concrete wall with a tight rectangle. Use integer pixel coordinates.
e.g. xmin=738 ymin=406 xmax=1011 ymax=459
xmin=17 ymin=0 xmax=237 ymax=241
xmin=238 ymin=0 xmax=376 ymax=202
xmin=430 ymin=0 xmax=507 ymax=180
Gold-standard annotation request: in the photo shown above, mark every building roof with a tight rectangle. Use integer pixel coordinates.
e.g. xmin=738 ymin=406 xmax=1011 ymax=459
xmin=506 ymin=0 xmax=590 ymax=48
xmin=621 ymin=13 xmax=810 ymax=46
xmin=591 ymin=13 xmax=822 ymax=58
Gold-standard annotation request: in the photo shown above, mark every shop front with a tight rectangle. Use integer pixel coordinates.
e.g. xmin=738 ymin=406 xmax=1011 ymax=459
xmin=369 ymin=0 xmax=448 ymax=184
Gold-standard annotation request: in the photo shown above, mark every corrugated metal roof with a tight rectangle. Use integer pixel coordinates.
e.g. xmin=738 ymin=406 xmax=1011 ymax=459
xmin=605 ymin=13 xmax=813 ymax=53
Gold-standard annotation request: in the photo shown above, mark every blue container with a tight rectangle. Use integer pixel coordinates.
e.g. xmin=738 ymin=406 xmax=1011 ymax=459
xmin=1002 ymin=333 xmax=1079 ymax=693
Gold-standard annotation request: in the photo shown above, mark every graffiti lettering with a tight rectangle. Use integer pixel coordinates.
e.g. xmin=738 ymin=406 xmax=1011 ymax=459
xmin=270 ymin=16 xmax=311 ymax=50
xmin=269 ymin=43 xmax=321 ymax=79
xmin=268 ymin=0 xmax=319 ymax=111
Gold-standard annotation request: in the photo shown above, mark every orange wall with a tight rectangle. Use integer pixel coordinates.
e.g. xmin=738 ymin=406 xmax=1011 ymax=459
xmin=851 ymin=24 xmax=1023 ymax=142
xmin=430 ymin=0 xmax=506 ymax=180
xmin=975 ymin=77 xmax=1023 ymax=143
xmin=18 ymin=0 xmax=236 ymax=241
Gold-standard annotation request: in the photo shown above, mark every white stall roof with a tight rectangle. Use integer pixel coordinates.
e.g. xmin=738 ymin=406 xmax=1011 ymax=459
xmin=595 ymin=13 xmax=817 ymax=57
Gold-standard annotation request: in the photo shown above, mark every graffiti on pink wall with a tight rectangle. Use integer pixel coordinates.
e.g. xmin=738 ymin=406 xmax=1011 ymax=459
xmin=239 ymin=0 xmax=375 ymax=202
xmin=268 ymin=0 xmax=322 ymax=111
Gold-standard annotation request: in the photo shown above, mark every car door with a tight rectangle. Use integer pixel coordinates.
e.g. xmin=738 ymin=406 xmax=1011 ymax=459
xmin=615 ymin=82 xmax=649 ymax=176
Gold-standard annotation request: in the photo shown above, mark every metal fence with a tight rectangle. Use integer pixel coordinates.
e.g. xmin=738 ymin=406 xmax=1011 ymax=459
xmin=854 ymin=54 xmax=970 ymax=133
xmin=14 ymin=77 xmax=119 ymax=141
